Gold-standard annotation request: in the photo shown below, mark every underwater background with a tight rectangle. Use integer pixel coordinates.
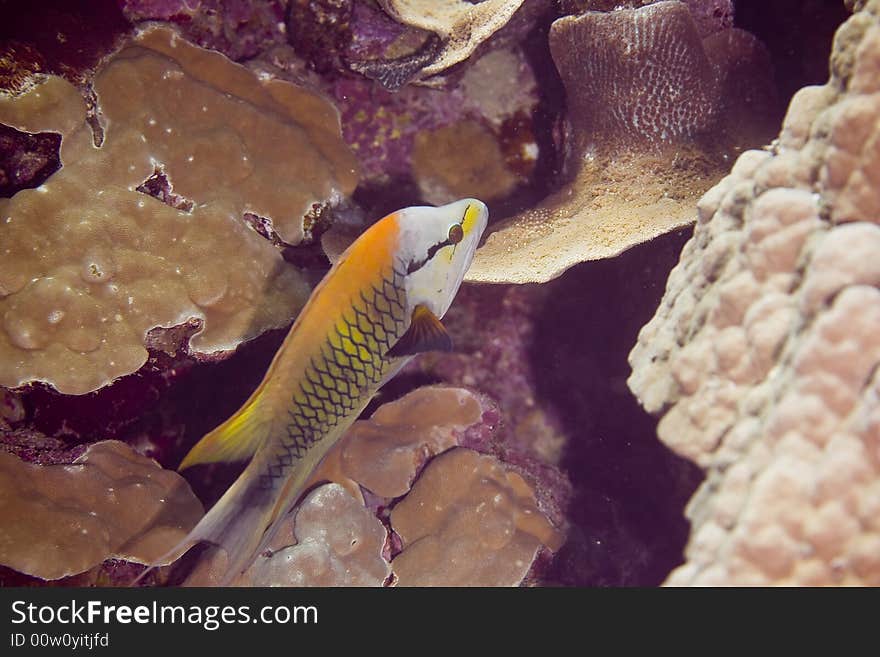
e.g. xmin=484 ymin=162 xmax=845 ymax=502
xmin=1 ymin=0 xmax=878 ymax=586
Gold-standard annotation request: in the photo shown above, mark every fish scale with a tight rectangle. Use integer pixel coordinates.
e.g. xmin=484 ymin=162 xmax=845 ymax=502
xmin=260 ymin=266 xmax=408 ymax=489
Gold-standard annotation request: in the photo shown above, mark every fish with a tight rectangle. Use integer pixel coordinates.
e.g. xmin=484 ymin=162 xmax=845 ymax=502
xmin=135 ymin=197 xmax=488 ymax=585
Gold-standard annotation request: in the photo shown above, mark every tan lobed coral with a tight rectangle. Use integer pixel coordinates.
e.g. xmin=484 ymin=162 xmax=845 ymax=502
xmin=466 ymin=0 xmax=774 ymax=284
xmin=310 ymin=385 xmax=485 ymax=498
xmin=390 ymin=448 xmax=563 ymax=586
xmin=412 ymin=120 xmax=521 ymax=207
xmin=0 ymin=440 xmax=203 ymax=580
xmin=627 ymin=1 xmax=880 ymax=585
xmin=0 ymin=27 xmax=358 ymax=394
xmin=181 ymin=387 xmax=561 ymax=586
xmin=187 ymin=483 xmax=390 ymax=586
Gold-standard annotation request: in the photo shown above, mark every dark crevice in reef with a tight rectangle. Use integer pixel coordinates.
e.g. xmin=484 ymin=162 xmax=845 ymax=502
xmin=531 ymin=228 xmax=704 ymax=586
xmin=15 ymin=324 xmax=291 ymax=507
xmin=735 ymin=0 xmax=851 ymax=110
xmin=0 ymin=125 xmax=61 ymax=197
xmin=0 ymin=0 xmax=132 ymax=85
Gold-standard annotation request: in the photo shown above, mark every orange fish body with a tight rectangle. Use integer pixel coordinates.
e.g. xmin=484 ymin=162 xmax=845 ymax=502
xmin=141 ymin=198 xmax=488 ymax=585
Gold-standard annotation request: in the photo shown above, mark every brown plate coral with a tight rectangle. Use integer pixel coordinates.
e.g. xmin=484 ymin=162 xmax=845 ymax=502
xmin=0 ymin=440 xmax=202 ymax=580
xmin=0 ymin=26 xmax=357 ymax=395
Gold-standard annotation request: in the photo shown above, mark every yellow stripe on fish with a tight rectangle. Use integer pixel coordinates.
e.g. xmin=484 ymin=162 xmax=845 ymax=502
xmin=135 ymin=198 xmax=488 ymax=586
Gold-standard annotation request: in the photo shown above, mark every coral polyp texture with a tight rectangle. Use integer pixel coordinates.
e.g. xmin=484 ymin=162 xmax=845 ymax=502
xmin=553 ymin=1 xmax=718 ymax=147
xmin=0 ymin=27 xmax=358 ymax=394
xmin=559 ymin=1 xmax=734 ymax=38
xmin=628 ymin=1 xmax=880 ymax=585
xmin=466 ymin=0 xmax=776 ymax=284
xmin=0 ymin=440 xmax=202 ymax=580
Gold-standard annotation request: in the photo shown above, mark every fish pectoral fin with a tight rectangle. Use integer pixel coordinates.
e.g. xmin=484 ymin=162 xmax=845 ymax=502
xmin=178 ymin=395 xmax=270 ymax=471
xmin=388 ymin=304 xmax=452 ymax=357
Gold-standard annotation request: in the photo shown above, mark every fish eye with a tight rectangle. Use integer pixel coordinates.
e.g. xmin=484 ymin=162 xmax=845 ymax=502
xmin=448 ymin=223 xmax=464 ymax=245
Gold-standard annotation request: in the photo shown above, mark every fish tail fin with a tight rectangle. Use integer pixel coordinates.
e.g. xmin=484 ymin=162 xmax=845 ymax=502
xmin=130 ymin=398 xmax=275 ymax=587
xmin=183 ymin=458 xmax=279 ymax=585
xmin=184 ymin=445 xmax=330 ymax=585
xmin=179 ymin=390 xmax=271 ymax=471
xmin=131 ymin=454 xmax=280 ymax=587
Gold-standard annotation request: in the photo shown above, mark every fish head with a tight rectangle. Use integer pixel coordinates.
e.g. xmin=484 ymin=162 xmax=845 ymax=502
xmin=395 ymin=198 xmax=488 ymax=318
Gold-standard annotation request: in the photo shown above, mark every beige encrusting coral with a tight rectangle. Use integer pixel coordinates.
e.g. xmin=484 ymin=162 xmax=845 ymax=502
xmin=465 ymin=158 xmax=704 ymax=283
xmin=187 ymin=484 xmax=391 ymax=586
xmin=0 ymin=27 xmax=358 ymax=394
xmin=412 ymin=120 xmax=520 ymax=207
xmin=628 ymin=1 xmax=880 ymax=585
xmin=391 ymin=448 xmax=563 ymax=586
xmin=247 ymin=484 xmax=390 ymax=586
xmin=0 ymin=441 xmax=203 ymax=580
xmin=466 ymin=1 xmax=773 ymax=284
xmin=333 ymin=385 xmax=484 ymax=498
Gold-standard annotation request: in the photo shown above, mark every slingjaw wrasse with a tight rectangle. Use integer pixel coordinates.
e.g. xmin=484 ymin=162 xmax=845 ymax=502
xmin=136 ymin=198 xmax=488 ymax=585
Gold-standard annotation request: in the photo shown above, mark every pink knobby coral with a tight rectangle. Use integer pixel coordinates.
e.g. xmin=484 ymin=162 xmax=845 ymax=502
xmin=628 ymin=0 xmax=880 ymax=585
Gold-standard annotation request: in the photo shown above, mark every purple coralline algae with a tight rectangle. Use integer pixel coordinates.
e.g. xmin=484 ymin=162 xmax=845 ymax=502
xmin=122 ymin=0 xmax=288 ymax=61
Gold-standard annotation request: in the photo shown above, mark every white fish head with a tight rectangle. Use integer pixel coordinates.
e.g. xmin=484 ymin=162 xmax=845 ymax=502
xmin=395 ymin=198 xmax=489 ymax=318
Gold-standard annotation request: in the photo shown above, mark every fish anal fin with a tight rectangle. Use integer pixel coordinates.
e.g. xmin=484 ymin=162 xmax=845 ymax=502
xmin=178 ymin=394 xmax=269 ymax=471
xmin=388 ymin=304 xmax=452 ymax=357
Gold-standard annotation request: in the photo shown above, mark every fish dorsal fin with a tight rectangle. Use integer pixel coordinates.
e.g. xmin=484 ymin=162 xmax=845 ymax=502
xmin=178 ymin=394 xmax=270 ymax=471
xmin=388 ymin=304 xmax=452 ymax=357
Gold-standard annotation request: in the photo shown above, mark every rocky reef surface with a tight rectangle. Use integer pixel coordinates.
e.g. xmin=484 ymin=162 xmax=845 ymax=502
xmin=0 ymin=0 xmax=864 ymax=586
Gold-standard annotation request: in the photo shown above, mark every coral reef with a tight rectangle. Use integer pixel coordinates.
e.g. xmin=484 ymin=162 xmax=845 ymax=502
xmin=421 ymin=239 xmax=702 ymax=586
xmin=0 ymin=125 xmax=61 ymax=197
xmin=247 ymin=483 xmax=391 ymax=586
xmin=559 ymin=1 xmax=734 ymax=38
xmin=0 ymin=0 xmax=132 ymax=89
xmin=406 ymin=285 xmax=568 ymax=464
xmin=466 ymin=0 xmax=777 ymax=284
xmin=264 ymin=1 xmax=546 ymax=204
xmin=0 ymin=0 xmax=860 ymax=589
xmin=174 ymin=386 xmax=562 ymax=586
xmin=628 ymin=0 xmax=880 ymax=585
xmin=330 ymin=43 xmax=540 ymax=201
xmin=412 ymin=120 xmax=520 ymax=206
xmin=554 ymin=2 xmax=720 ymax=148
xmin=0 ymin=440 xmax=202 ymax=580
xmin=391 ymin=448 xmax=561 ymax=586
xmin=0 ymin=27 xmax=357 ymax=394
